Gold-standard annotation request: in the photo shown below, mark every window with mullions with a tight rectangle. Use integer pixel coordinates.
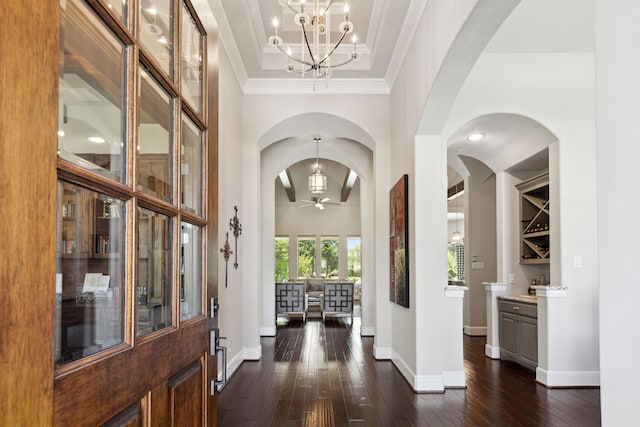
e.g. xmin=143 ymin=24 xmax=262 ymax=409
xmin=298 ymin=237 xmax=316 ymax=278
xmin=275 ymin=237 xmax=289 ymax=282
xmin=347 ymin=237 xmax=361 ymax=283
xmin=448 ymin=243 xmax=465 ymax=282
xmin=321 ymin=237 xmax=339 ymax=279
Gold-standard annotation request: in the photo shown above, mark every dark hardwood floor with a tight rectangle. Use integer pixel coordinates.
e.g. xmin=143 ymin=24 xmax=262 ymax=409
xmin=218 ymin=317 xmax=600 ymax=426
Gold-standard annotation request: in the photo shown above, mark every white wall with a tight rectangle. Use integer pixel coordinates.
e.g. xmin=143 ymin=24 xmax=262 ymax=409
xmin=595 ymin=0 xmax=640 ymax=422
xmin=217 ymin=44 xmax=253 ymax=375
xmin=275 ymin=207 xmax=361 ymax=237
xmin=464 ymin=164 xmax=497 ymax=335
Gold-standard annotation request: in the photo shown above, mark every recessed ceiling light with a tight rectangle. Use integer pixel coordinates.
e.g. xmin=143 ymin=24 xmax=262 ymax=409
xmin=88 ymin=136 xmax=106 ymax=144
xmin=467 ymin=133 xmax=485 ymax=142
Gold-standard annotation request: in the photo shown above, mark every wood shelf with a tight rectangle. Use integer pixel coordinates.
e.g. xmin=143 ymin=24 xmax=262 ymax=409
xmin=517 ymin=172 xmax=550 ymax=265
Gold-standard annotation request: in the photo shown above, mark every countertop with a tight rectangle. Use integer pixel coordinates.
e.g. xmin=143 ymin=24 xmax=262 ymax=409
xmin=498 ymin=295 xmax=538 ymax=304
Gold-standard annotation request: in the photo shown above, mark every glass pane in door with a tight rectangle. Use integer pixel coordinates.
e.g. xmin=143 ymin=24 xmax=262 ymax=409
xmin=181 ymin=2 xmax=203 ymax=115
xmin=105 ymin=0 xmax=128 ymax=26
xmin=138 ymin=0 xmax=173 ymax=78
xmin=180 ymin=222 xmax=202 ymax=321
xmin=137 ymin=65 xmax=173 ymax=203
xmin=180 ymin=113 xmax=202 ymax=214
xmin=137 ymin=207 xmax=173 ymax=336
xmin=58 ymin=0 xmax=126 ymax=183
xmin=55 ymin=181 xmax=125 ymax=367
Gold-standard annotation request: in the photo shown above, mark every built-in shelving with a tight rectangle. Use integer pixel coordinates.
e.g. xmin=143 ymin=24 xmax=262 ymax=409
xmin=516 ymin=172 xmax=550 ymax=264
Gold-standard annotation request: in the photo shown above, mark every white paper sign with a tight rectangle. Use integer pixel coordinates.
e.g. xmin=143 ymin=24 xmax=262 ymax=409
xmin=83 ymin=273 xmax=108 ymax=293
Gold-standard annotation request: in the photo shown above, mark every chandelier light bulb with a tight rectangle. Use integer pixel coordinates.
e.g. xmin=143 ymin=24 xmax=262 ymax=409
xmin=352 ymin=34 xmax=357 ymax=43
xmin=344 ymin=3 xmax=349 ymax=14
xmin=272 ymin=17 xmax=278 ymax=28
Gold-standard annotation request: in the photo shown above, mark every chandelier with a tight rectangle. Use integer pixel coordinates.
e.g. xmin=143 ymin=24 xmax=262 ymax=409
xmin=308 ymin=137 xmax=327 ymax=193
xmin=269 ymin=0 xmax=359 ymax=82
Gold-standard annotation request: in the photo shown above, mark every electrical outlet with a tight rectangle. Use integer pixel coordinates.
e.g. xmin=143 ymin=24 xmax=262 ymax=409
xmin=508 ymin=273 xmax=516 ymax=284
xmin=573 ymin=256 xmax=583 ymax=268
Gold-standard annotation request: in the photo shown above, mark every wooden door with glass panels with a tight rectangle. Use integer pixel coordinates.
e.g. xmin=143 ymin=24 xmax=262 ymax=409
xmin=54 ymin=0 xmax=219 ymax=424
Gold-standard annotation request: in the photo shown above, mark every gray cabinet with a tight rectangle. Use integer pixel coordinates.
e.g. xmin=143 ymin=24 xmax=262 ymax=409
xmin=499 ymin=298 xmax=538 ymax=370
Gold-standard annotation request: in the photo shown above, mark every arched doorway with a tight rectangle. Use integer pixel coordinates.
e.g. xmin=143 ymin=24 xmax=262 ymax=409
xmin=258 ymin=114 xmax=376 ymax=338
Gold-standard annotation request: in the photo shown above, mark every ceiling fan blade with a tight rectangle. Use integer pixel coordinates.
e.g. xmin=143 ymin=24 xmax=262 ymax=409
xmin=317 ymin=204 xmax=325 ymax=210
xmin=320 ymin=198 xmax=330 ymax=203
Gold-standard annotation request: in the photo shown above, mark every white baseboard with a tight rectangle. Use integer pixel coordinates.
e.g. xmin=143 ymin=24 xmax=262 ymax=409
xmin=485 ymin=344 xmax=501 ymax=359
xmin=217 ymin=346 xmax=261 ymax=391
xmin=392 ymin=352 xmax=448 ymax=393
xmin=463 ymin=325 xmax=487 ymax=336
xmin=215 ymin=350 xmax=243 ymax=391
xmin=392 ymin=353 xmax=418 ymax=388
xmin=260 ymin=326 xmax=276 ymax=337
xmin=227 ymin=352 xmax=243 ymax=377
xmin=536 ymin=367 xmax=600 ymax=387
xmin=373 ymin=345 xmax=392 ymax=359
xmin=243 ymin=345 xmax=262 ymax=361
xmin=360 ymin=326 xmax=375 ymax=336
xmin=414 ymin=375 xmax=445 ymax=393
xmin=443 ymin=371 xmax=466 ymax=388
xmin=375 ymin=347 xmax=468 ymax=393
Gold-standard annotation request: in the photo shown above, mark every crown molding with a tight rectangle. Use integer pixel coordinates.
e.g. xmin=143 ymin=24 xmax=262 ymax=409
xmin=385 ymin=0 xmax=428 ymax=90
xmin=243 ymin=78 xmax=390 ymax=95
xmin=209 ymin=0 xmax=249 ymax=88
xmin=247 ymin=0 xmax=268 ymax=65
xmin=366 ymin=0 xmax=388 ymax=66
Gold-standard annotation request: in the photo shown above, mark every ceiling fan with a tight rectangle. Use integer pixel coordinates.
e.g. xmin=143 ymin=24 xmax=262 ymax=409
xmin=300 ymin=196 xmax=340 ymax=210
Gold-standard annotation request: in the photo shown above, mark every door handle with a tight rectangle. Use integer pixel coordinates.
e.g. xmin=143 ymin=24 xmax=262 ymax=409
xmin=210 ymin=328 xmax=227 ymax=394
